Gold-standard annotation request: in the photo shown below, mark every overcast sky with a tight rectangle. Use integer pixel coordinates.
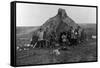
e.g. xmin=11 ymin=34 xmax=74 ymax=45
xmin=16 ymin=3 xmax=96 ymax=26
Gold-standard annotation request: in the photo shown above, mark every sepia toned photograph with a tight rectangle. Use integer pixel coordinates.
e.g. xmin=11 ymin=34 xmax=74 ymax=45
xmin=15 ymin=2 xmax=97 ymax=66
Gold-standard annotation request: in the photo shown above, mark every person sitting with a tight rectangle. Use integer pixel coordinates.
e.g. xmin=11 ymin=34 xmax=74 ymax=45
xmin=59 ymin=32 xmax=70 ymax=47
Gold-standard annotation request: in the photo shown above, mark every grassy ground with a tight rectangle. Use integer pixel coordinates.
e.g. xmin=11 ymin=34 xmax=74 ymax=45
xmin=16 ymin=24 xmax=97 ymax=66
xmin=16 ymin=39 xmax=97 ymax=66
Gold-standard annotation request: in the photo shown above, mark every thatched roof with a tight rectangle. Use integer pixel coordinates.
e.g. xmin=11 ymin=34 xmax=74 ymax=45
xmin=40 ymin=8 xmax=79 ymax=38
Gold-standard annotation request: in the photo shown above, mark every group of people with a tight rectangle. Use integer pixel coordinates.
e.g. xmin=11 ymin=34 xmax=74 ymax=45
xmin=59 ymin=26 xmax=81 ymax=47
xmin=30 ymin=26 xmax=86 ymax=48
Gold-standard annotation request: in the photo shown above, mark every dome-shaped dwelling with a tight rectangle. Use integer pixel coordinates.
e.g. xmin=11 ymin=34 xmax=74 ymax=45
xmin=41 ymin=8 xmax=79 ymax=40
xmin=31 ymin=8 xmax=85 ymax=48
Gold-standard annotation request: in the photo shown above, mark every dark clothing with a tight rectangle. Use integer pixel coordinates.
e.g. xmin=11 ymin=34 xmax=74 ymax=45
xmin=36 ymin=40 xmax=46 ymax=48
xmin=59 ymin=32 xmax=70 ymax=46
